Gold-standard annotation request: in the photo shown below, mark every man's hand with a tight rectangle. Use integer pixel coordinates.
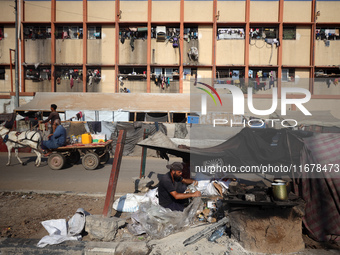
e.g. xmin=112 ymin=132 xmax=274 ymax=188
xmin=192 ymin=191 xmax=201 ymax=197
xmin=48 ymin=134 xmax=53 ymax=138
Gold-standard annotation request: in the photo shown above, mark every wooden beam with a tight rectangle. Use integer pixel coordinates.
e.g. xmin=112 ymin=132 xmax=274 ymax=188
xmin=212 ymin=0 xmax=217 ymax=85
xmin=51 ymin=0 xmax=56 ymax=92
xmin=277 ymin=0 xmax=284 ymax=97
xmin=147 ymin=0 xmax=152 ymax=93
xmin=102 ymin=130 xmax=126 ymax=217
xmin=115 ymin=0 xmax=120 ymax=93
xmin=310 ymin=0 xmax=316 ymax=95
xmin=179 ymin=0 xmax=184 ymax=93
xmin=245 ymin=0 xmax=250 ymax=83
xmin=83 ymin=0 xmax=87 ymax=92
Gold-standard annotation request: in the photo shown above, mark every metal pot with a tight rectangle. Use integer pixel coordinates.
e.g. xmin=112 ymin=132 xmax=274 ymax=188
xmin=272 ymin=182 xmax=288 ymax=201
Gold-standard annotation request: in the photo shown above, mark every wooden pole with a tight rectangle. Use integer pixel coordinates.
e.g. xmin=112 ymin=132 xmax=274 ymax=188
xmin=139 ymin=128 xmax=148 ymax=178
xmin=102 ymin=129 xmax=126 ymax=217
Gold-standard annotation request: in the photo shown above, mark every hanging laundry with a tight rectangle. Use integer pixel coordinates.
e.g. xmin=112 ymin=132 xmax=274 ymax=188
xmin=130 ymin=35 xmax=135 ymax=51
xmin=70 ymin=76 xmax=74 ymax=89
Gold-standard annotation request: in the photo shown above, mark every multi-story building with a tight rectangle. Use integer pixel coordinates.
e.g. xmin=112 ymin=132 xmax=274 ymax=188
xmin=0 ymin=0 xmax=340 ymax=117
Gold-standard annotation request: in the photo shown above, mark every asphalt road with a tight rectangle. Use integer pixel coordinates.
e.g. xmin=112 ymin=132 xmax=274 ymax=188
xmin=0 ymin=152 xmax=176 ymax=195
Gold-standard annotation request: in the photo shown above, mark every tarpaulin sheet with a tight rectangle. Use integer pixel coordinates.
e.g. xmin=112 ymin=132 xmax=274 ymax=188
xmin=112 ymin=122 xmax=167 ymax=156
xmin=300 ymin=133 xmax=340 ymax=241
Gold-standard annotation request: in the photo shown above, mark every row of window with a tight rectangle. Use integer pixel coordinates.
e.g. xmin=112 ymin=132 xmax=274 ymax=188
xmin=12 ymin=25 xmax=339 ymax=41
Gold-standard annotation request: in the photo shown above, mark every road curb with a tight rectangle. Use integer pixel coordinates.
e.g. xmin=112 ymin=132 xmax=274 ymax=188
xmin=0 ymin=238 xmax=150 ymax=255
xmin=0 ymin=189 xmax=126 ymax=198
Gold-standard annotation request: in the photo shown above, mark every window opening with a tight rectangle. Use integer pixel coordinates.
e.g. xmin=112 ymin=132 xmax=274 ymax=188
xmin=88 ymin=26 xmax=102 ymax=39
xmin=283 ymin=27 xmax=296 ymax=40
xmin=56 ymin=26 xmax=83 ymax=39
xmin=24 ymin=26 xmax=51 ymax=39
xmin=217 ymin=27 xmax=245 ymax=40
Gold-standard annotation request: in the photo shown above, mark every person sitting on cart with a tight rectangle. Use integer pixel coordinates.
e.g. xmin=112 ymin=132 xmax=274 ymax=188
xmin=41 ymin=119 xmax=66 ymax=152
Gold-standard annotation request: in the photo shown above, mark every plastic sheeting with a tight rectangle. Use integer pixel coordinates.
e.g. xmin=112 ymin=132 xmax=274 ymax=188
xmin=128 ymin=198 xmax=203 ymax=239
xmin=112 ymin=122 xmax=167 ymax=156
xmin=37 ymin=208 xmax=89 ymax=248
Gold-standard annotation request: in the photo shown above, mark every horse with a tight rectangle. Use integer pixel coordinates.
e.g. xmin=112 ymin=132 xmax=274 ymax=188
xmin=0 ymin=124 xmax=42 ymax=167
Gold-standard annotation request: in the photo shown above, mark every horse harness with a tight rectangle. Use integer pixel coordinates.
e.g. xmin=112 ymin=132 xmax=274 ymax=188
xmin=0 ymin=127 xmax=40 ymax=147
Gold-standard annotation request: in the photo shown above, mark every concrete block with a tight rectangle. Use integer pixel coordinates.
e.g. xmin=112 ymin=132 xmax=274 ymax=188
xmin=229 ymin=207 xmax=305 ymax=254
xmin=85 ymin=241 xmax=119 ymax=255
xmin=115 ymin=242 xmax=149 ymax=255
xmin=85 ymin=215 xmax=125 ymax=242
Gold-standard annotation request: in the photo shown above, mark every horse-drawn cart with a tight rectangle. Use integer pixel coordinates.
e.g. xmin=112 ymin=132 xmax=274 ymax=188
xmin=47 ymin=140 xmax=113 ymax=170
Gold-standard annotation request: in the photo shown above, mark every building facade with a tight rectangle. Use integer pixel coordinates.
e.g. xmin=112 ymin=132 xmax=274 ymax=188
xmin=0 ymin=0 xmax=340 ymax=115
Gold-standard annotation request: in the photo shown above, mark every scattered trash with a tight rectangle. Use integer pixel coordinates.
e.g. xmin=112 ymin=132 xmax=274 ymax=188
xmin=183 ymin=217 xmax=229 ymax=246
xmin=208 ymin=225 xmax=226 ymax=242
xmin=37 ymin=208 xmax=90 ymax=248
xmin=128 ymin=197 xmax=202 ymax=239
xmin=113 ymin=189 xmax=159 ymax=213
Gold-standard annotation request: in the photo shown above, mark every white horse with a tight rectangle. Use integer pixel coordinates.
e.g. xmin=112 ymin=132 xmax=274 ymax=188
xmin=0 ymin=124 xmax=42 ymax=167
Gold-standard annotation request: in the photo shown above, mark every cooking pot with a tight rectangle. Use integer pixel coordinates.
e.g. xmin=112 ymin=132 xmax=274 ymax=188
xmin=272 ymin=182 xmax=288 ymax=201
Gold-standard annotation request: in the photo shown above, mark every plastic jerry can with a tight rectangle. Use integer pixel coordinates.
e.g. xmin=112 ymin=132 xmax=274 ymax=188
xmin=81 ymin=133 xmax=92 ymax=144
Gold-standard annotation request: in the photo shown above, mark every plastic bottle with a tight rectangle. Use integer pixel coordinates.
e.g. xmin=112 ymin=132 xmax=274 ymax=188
xmin=208 ymin=225 xmax=225 ymax=242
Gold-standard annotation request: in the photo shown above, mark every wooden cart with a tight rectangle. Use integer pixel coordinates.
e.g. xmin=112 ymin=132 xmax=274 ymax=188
xmin=47 ymin=140 xmax=113 ymax=170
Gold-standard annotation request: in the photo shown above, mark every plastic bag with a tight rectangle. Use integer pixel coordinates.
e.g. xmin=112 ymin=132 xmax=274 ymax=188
xmin=128 ymin=197 xmax=203 ymax=239
xmin=113 ymin=194 xmax=150 ymax=212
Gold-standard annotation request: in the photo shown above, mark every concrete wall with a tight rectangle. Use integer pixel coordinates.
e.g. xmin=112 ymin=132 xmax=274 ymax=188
xmin=314 ymin=79 xmax=340 ymax=96
xmin=88 ymin=1 xmax=115 ymax=22
xmin=24 ymin=39 xmax=52 ymax=64
xmin=250 ymin=1 xmax=278 ymax=22
xmin=87 ymin=26 xmax=115 ymax=65
xmin=182 ymin=39 xmax=199 ymax=65
xmin=25 ymin=1 xmax=51 ymax=22
xmin=283 ymin=1 xmax=311 ymax=23
xmin=183 ymin=80 xmax=190 ymax=93
xmin=150 ymin=39 xmax=180 ymax=65
xmin=119 ymin=39 xmax=147 ymax=65
xmin=25 ymin=80 xmax=52 ymax=92
xmin=216 ymin=39 xmax=245 ymax=65
xmin=0 ymin=26 xmax=15 ymax=64
xmin=87 ymin=67 xmax=115 ymax=92
xmin=184 ymin=1 xmax=213 ymax=22
xmin=316 ymin=2 xmax=340 ymax=23
xmin=249 ymin=39 xmax=278 ymax=65
xmin=121 ymin=80 xmax=147 ymax=93
xmin=0 ymin=0 xmax=15 ymax=21
xmin=198 ymin=26 xmax=213 ymax=65
xmin=197 ymin=68 xmax=212 ymax=79
xmin=152 ymin=1 xmax=180 ymax=22
xmin=56 ymin=1 xmax=83 ymax=22
xmin=56 ymin=39 xmax=83 ymax=64
xmin=120 ymin=1 xmax=148 ymax=22
xmin=282 ymin=27 xmax=311 ymax=66
xmin=217 ymin=1 xmax=245 ymax=22
xmin=281 ymin=69 xmax=310 ymax=90
xmin=315 ymin=40 xmax=340 ymax=66
xmin=56 ymin=78 xmax=83 ymax=92
xmin=0 ymin=67 xmax=13 ymax=92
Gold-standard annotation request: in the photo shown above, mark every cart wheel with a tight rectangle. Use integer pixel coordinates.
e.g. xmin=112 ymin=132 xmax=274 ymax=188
xmin=82 ymin=152 xmax=100 ymax=170
xmin=48 ymin=153 xmax=65 ymax=170
xmin=68 ymin=151 xmax=80 ymax=165
xmin=100 ymin=152 xmax=110 ymax=164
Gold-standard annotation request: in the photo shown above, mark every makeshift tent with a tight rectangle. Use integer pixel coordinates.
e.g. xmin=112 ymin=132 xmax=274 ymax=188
xmin=299 ymin=133 xmax=340 ymax=242
xmin=138 ymin=127 xmax=309 ymax=168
